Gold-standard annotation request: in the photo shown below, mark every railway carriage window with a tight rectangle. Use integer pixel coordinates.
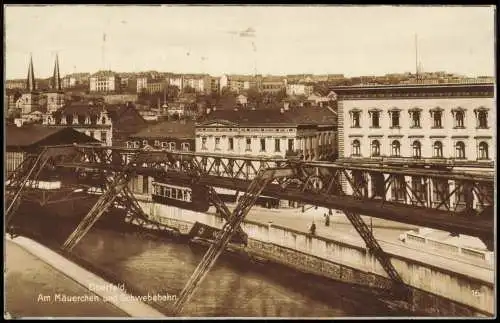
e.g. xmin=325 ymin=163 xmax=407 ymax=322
xmin=185 ymin=190 xmax=192 ymax=202
xmin=166 ymin=187 xmax=172 ymax=198
xmin=433 ymin=141 xmax=443 ymax=158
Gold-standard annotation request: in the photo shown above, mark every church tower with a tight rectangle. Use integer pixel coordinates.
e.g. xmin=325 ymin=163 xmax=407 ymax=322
xmin=17 ymin=54 xmax=40 ymax=114
xmin=47 ymin=53 xmax=65 ymax=113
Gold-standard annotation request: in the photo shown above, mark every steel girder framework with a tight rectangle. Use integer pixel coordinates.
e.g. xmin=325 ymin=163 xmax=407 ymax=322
xmin=172 ymin=168 xmax=279 ymax=315
xmin=51 ymin=144 xmax=494 ymax=244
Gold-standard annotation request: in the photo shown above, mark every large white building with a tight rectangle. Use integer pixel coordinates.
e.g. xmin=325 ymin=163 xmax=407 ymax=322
xmin=286 ymin=83 xmax=314 ymax=97
xmin=90 ymin=71 xmax=121 ymax=93
xmin=195 ymin=104 xmax=337 ymax=161
xmin=334 ymin=83 xmax=494 ymax=210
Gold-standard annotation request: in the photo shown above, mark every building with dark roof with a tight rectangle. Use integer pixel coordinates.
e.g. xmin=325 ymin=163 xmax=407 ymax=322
xmin=195 ymin=104 xmax=337 ymax=161
xmin=42 ymin=101 xmax=147 ymax=146
xmin=127 ymin=120 xmax=195 ymax=151
xmin=6 ymin=125 xmax=99 ymax=174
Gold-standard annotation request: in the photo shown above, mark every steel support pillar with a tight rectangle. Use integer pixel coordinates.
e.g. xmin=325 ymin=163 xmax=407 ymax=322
xmin=6 ymin=150 xmax=50 ymax=227
xmin=62 ymin=173 xmax=132 ymax=251
xmin=341 ymin=170 xmax=409 ymax=299
xmin=172 ymin=169 xmax=276 ymax=315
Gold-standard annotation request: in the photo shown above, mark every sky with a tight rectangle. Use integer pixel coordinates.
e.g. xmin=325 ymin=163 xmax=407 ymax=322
xmin=4 ymin=5 xmax=496 ymax=79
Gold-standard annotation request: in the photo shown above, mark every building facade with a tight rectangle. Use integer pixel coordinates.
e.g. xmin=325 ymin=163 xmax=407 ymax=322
xmin=195 ymin=106 xmax=337 ymax=161
xmin=90 ymin=71 xmax=121 ymax=93
xmin=286 ymin=83 xmax=314 ymax=97
xmin=335 ymin=83 xmax=494 ymax=210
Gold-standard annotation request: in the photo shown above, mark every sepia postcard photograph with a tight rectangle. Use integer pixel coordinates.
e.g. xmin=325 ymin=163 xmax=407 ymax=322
xmin=3 ymin=4 xmax=496 ymax=319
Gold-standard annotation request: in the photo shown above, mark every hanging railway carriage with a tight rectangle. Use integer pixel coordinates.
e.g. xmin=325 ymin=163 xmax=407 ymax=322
xmin=151 ymin=180 xmax=210 ymax=213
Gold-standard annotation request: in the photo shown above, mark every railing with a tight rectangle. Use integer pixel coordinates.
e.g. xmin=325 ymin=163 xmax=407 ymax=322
xmin=404 ymin=231 xmax=493 ymax=264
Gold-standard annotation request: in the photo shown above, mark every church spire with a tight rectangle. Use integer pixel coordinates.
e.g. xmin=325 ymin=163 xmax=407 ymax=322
xmin=27 ymin=54 xmax=36 ymax=92
xmin=52 ymin=53 xmax=61 ymax=91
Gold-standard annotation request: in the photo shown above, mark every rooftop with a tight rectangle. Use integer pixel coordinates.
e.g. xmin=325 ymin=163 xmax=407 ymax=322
xmin=6 ymin=124 xmax=98 ymax=148
xmin=198 ymin=105 xmax=337 ymax=127
xmin=330 ymin=83 xmax=494 ymax=99
xmin=129 ymin=120 xmax=195 ymax=140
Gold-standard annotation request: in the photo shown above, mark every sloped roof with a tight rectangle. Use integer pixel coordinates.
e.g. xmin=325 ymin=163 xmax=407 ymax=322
xmin=198 ymin=106 xmax=337 ymax=127
xmin=129 ymin=120 xmax=195 ymax=140
xmin=6 ymin=124 xmax=99 ymax=148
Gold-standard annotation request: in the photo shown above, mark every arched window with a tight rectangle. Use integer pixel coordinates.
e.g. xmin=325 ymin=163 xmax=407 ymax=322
xmin=412 ymin=141 xmax=421 ymax=159
xmin=433 ymin=141 xmax=443 ymax=158
xmin=371 ymin=140 xmax=380 ymax=157
xmin=352 ymin=139 xmax=361 ymax=156
xmin=455 ymin=141 xmax=466 ymax=159
xmin=478 ymin=142 xmax=489 ymax=160
xmin=391 ymin=140 xmax=401 ymax=157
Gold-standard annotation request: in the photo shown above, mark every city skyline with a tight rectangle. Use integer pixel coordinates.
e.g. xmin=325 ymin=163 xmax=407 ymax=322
xmin=4 ymin=5 xmax=496 ymax=79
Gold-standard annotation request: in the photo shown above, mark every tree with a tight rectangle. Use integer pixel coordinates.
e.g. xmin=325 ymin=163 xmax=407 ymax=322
xmin=166 ymin=85 xmax=180 ymax=100
xmin=245 ymin=87 xmax=262 ymax=105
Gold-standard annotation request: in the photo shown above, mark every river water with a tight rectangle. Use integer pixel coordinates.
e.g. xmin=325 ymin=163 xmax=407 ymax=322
xmin=12 ymin=208 xmax=406 ymax=318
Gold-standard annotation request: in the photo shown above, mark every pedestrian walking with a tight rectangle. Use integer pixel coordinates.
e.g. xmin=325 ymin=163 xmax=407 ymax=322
xmin=309 ymin=222 xmax=316 ymax=236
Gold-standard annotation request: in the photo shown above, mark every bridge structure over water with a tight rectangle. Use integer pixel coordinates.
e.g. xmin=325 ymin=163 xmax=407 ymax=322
xmin=5 ymin=144 xmax=495 ymax=315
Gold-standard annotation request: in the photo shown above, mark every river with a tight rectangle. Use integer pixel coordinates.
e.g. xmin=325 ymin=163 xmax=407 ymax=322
xmin=10 ymin=208 xmax=407 ymax=317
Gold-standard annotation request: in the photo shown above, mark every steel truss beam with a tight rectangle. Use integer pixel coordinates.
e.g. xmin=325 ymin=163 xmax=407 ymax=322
xmin=172 ymin=169 xmax=278 ymax=315
xmin=338 ymin=170 xmax=409 ymax=298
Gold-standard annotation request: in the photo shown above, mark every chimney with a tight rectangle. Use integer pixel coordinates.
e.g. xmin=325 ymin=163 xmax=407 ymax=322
xmin=284 ymin=101 xmax=290 ymax=111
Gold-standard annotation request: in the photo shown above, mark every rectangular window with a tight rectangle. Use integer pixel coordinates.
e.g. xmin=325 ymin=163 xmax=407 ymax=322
xmin=142 ymin=140 xmax=148 ymax=147
xmin=154 ymin=140 xmax=160 ymax=147
xmin=161 ymin=142 xmax=168 ymax=148
xmin=228 ymin=137 xmax=234 ymax=151
xmin=101 ymin=131 xmax=107 ymax=143
xmin=275 ymin=139 xmax=280 ymax=152
xmin=170 ymin=142 xmax=176 ymax=151
xmin=215 ymin=137 xmax=221 ymax=150
xmin=411 ymin=111 xmax=421 ymax=128
xmin=351 ymin=111 xmax=360 ymax=128
xmin=246 ymin=138 xmax=252 ymax=151
xmin=288 ymin=139 xmax=294 ymax=151
xmin=391 ymin=111 xmax=400 ymax=128
xmin=142 ymin=176 xmax=149 ymax=194
xmin=260 ymin=138 xmax=266 ymax=152
xmin=371 ymin=111 xmax=380 ymax=128
xmin=202 ymin=137 xmax=207 ymax=150
xmin=182 ymin=143 xmax=190 ymax=151
xmin=433 ymin=111 xmax=443 ymax=128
